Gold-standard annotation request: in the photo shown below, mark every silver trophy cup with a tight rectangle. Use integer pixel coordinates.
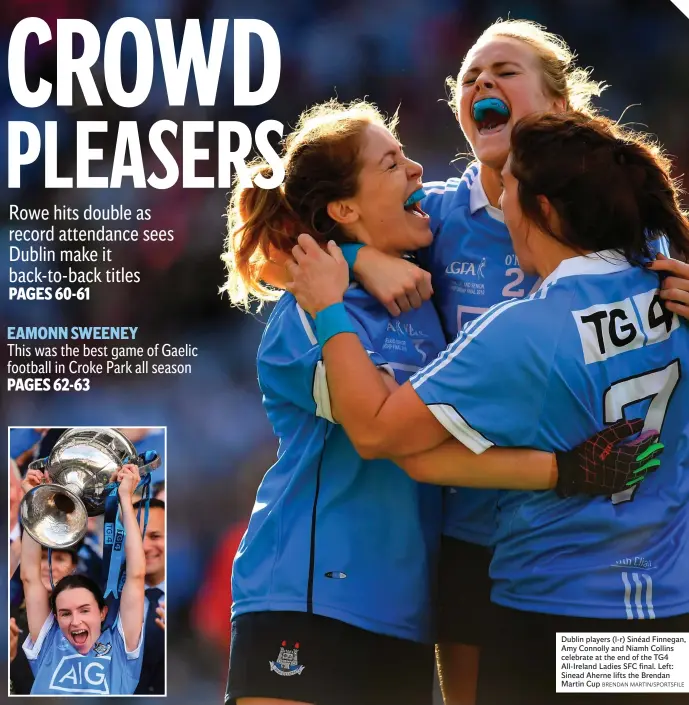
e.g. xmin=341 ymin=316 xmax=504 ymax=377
xmin=20 ymin=428 xmax=160 ymax=549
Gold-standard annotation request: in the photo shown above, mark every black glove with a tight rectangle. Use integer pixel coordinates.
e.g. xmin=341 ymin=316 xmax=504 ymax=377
xmin=555 ymin=419 xmax=663 ymax=498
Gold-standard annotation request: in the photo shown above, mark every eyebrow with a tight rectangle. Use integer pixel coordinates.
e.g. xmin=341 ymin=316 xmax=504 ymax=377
xmin=378 ymin=149 xmax=399 ymax=166
xmin=463 ymin=60 xmax=523 ymax=77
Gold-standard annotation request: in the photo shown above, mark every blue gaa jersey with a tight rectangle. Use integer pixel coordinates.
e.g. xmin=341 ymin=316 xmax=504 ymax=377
xmin=411 ymin=251 xmax=689 ymax=618
xmin=23 ymin=611 xmax=145 ymax=695
xmin=232 ymin=287 xmax=446 ymax=643
xmin=420 ymin=164 xmax=540 ymax=546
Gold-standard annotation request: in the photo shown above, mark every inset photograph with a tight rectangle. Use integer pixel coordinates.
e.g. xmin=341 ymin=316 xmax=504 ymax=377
xmin=8 ymin=427 xmax=166 ymax=696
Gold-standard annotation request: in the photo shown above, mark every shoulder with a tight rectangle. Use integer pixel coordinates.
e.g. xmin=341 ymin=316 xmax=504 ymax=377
xmin=22 ymin=613 xmax=59 ymax=661
xmin=260 ymin=287 xmax=387 ymax=355
xmin=458 ymin=284 xmax=571 ymax=355
xmin=258 ymin=293 xmax=318 ymax=360
xmin=422 ymin=163 xmax=478 ymax=219
xmin=343 ymin=283 xmax=388 ymax=321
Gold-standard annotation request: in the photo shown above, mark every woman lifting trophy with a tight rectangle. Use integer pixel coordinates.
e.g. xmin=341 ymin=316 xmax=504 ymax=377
xmin=8 ymin=427 xmax=166 ymax=697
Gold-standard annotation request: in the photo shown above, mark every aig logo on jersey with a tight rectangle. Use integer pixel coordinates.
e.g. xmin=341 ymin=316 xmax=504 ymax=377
xmin=573 ymin=289 xmax=679 ymax=364
xmin=48 ymin=654 xmax=111 ymax=694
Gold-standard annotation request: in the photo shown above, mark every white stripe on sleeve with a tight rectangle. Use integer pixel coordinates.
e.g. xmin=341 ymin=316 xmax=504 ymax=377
xmin=22 ymin=612 xmax=55 ymax=661
xmin=296 ymin=305 xmax=317 ymax=345
xmin=412 ymin=297 xmax=532 ymax=389
xmin=427 ymin=404 xmax=494 ymax=454
xmin=117 ymin=610 xmax=146 ymax=659
xmin=313 ymin=360 xmax=335 ymax=422
xmin=312 ymin=351 xmax=394 ymax=424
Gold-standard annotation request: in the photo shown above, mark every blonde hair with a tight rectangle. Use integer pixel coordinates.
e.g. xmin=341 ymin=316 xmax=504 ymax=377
xmin=448 ymin=19 xmax=606 ymax=117
xmin=220 ymin=99 xmax=397 ymax=310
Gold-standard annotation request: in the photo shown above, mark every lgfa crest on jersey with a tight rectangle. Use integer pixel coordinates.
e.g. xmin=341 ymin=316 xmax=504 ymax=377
xmin=269 ymin=641 xmax=305 ymax=676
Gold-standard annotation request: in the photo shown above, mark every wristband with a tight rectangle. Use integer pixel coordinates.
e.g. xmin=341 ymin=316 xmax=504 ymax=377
xmin=315 ymin=303 xmax=356 ymax=347
xmin=340 ymin=243 xmax=365 ymax=281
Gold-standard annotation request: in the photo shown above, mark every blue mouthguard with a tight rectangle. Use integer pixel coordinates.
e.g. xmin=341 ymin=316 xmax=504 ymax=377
xmin=404 ymin=188 xmax=425 ymax=208
xmin=473 ymin=97 xmax=510 ymax=122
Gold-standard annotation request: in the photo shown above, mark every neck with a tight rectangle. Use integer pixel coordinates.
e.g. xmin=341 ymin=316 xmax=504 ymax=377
xmin=146 ymin=572 xmax=164 ymax=589
xmin=534 ymin=240 xmax=593 ymax=280
xmin=479 ymin=164 xmax=504 ymax=208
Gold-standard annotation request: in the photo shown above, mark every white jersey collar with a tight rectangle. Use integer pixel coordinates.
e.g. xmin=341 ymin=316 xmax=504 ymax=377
xmin=541 ymin=250 xmax=632 ymax=289
xmin=469 ymin=168 xmax=505 ymax=223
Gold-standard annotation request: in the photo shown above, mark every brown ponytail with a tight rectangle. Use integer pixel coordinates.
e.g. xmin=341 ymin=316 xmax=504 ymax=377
xmin=509 ymin=112 xmax=689 ymax=265
xmin=221 ymin=161 xmax=302 ymax=309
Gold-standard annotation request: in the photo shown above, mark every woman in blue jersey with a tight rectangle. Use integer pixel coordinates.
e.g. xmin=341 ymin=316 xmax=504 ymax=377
xmin=20 ymin=464 xmax=146 ymax=696
xmin=285 ymin=111 xmax=689 ymax=705
xmin=221 ymin=100 xmax=661 ymax=705
xmin=343 ymin=19 xmax=689 ymax=705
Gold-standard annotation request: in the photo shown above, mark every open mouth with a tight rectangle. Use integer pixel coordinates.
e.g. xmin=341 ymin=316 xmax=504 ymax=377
xmin=71 ymin=629 xmax=89 ymax=646
xmin=403 ymin=188 xmax=429 ymax=220
xmin=473 ymin=97 xmax=510 ymax=135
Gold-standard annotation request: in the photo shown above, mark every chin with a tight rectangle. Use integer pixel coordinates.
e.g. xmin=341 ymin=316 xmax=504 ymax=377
xmin=472 ymin=135 xmax=510 ymax=170
xmin=401 ymin=225 xmax=433 ymax=253
xmin=415 ymin=228 xmax=434 ymax=249
xmin=147 ymin=559 xmax=163 ymax=575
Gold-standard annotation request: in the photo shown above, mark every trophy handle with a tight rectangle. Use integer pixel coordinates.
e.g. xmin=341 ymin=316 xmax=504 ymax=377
xmin=28 ymin=457 xmax=48 ymax=472
xmin=136 ymin=451 xmax=162 ymax=475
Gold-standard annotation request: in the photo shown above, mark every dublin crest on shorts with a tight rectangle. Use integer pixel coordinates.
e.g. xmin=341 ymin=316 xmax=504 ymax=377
xmin=269 ymin=641 xmax=305 ymax=676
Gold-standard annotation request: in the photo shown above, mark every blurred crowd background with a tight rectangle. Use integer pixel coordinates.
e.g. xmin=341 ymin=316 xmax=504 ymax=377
xmin=2 ymin=0 xmax=688 ymax=702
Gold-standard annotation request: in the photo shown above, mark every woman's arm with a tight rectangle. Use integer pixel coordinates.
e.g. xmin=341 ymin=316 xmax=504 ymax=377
xmin=288 ymin=236 xmax=451 ymax=457
xmin=117 ymin=464 xmax=146 ymax=652
xmin=288 ymin=236 xmax=664 ymax=496
xmin=352 ymin=247 xmax=433 ymax=316
xmin=397 ymin=440 xmax=558 ymax=489
xmin=19 ymin=470 xmax=50 ymax=643
xmin=263 ymin=241 xmax=433 ymax=316
xmin=323 ymin=333 xmax=450 ymax=457
xmin=334 ymin=363 xmax=556 ymax=488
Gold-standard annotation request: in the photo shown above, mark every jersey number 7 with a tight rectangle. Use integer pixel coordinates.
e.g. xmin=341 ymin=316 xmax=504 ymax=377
xmin=604 ymin=359 xmax=680 ymax=504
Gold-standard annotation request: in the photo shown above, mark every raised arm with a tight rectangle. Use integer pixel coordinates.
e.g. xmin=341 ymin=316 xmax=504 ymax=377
xmin=117 ymin=464 xmax=146 ymax=652
xmin=20 ymin=470 xmax=51 ymax=643
xmin=9 ymin=463 xmax=23 ymax=576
